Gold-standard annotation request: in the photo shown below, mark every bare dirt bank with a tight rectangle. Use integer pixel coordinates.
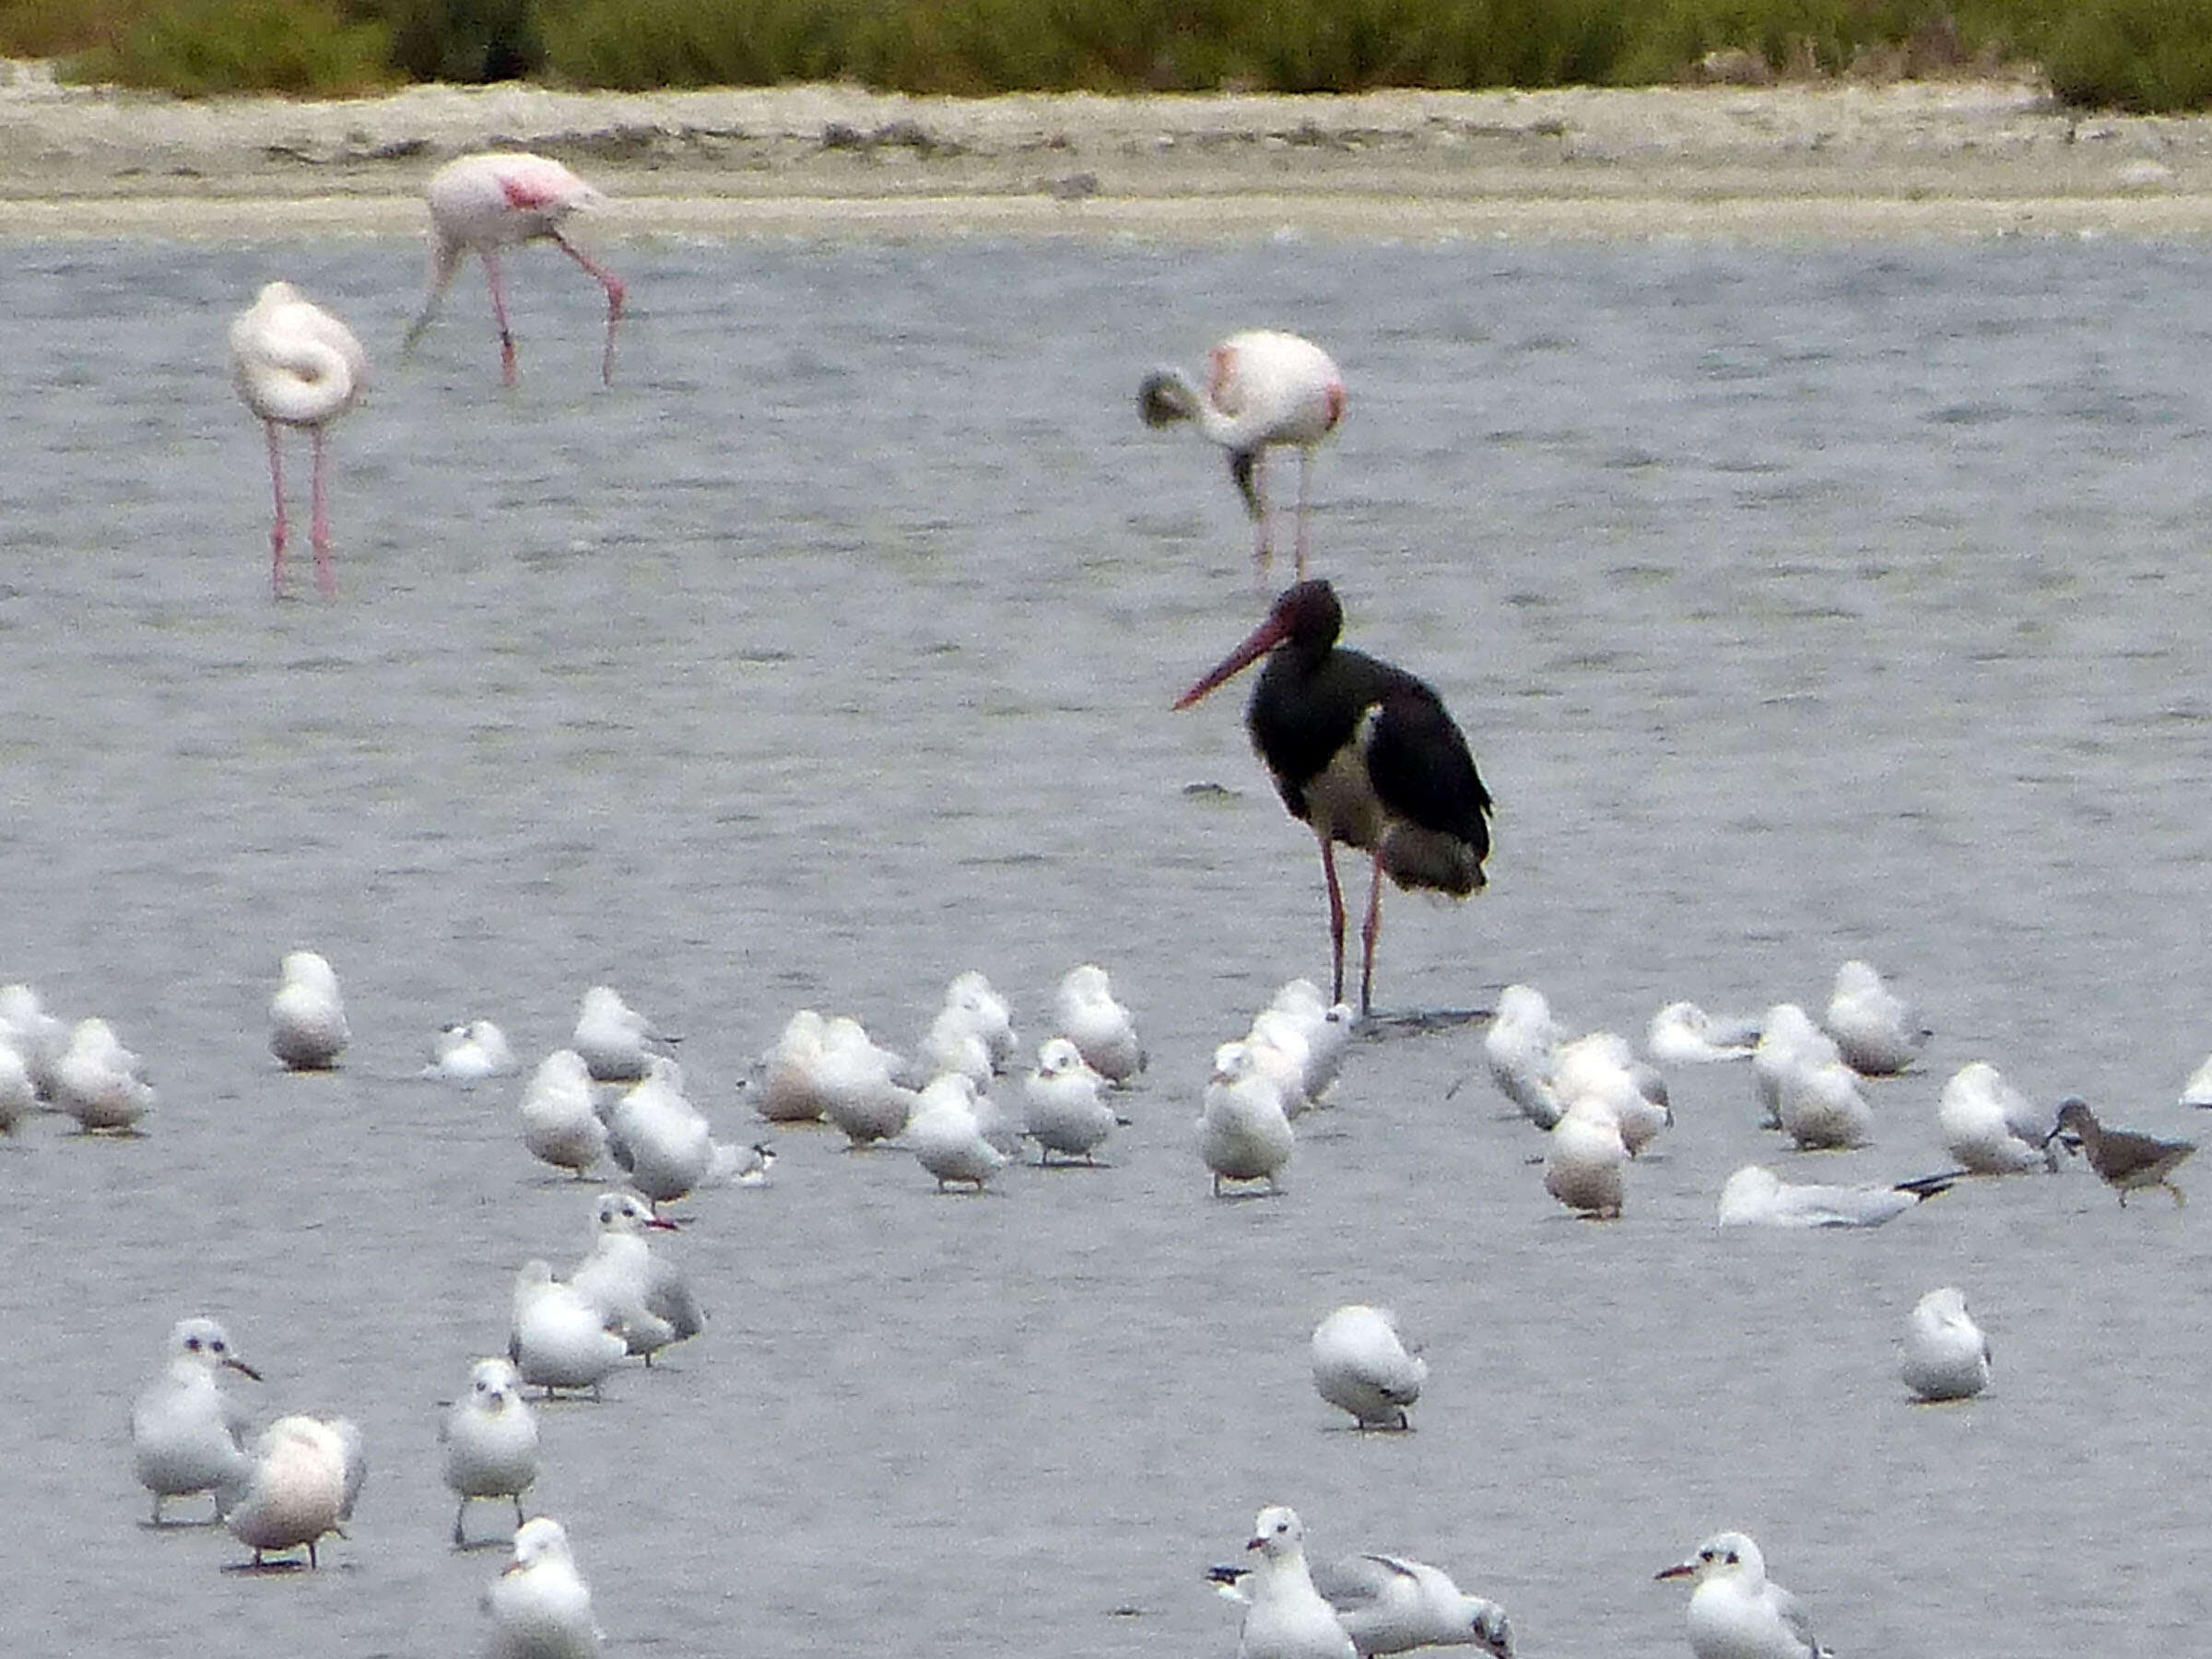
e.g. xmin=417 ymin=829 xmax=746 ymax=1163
xmin=8 ymin=65 xmax=2212 ymax=239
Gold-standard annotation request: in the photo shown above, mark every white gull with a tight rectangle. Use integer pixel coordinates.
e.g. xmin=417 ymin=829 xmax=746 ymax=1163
xmin=1198 ymin=1040 xmax=1295 ymax=1195
xmin=131 ymin=1316 xmax=260 ymax=1524
xmin=1310 ymin=1304 xmax=1425 ymax=1430
xmin=518 ymin=1050 xmax=606 ymax=1179
xmin=1053 ymin=963 xmax=1146 ymax=1083
xmin=268 ymin=950 xmax=348 ymax=1071
xmin=1716 ymin=1164 xmax=1958 ymax=1228
xmin=441 ymin=1356 xmax=539 ymax=1546
xmin=488 ymin=1514 xmax=604 ymax=1659
xmin=1656 ymin=1531 xmax=1831 ymax=1659
xmin=1900 ymin=1286 xmax=1991 ymax=1403
xmin=1823 ymin=959 xmax=1929 ymax=1076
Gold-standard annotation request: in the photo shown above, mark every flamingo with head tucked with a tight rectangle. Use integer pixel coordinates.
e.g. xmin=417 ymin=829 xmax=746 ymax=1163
xmin=1139 ymin=330 xmax=1346 ymax=579
xmin=404 ymin=152 xmax=626 ymax=387
xmin=229 ymin=281 xmax=367 ymax=601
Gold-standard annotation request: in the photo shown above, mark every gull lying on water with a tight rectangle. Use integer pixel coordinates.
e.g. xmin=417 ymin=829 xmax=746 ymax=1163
xmin=488 ymin=1515 xmax=604 ymax=1659
xmin=1021 ymin=1037 xmax=1121 ymax=1165
xmin=518 ymin=1051 xmax=606 ymax=1179
xmin=1656 ymin=1531 xmax=1831 ymax=1659
xmin=132 ymin=1317 xmax=261 ymax=1524
xmin=606 ymin=1059 xmax=746 ymax=1209
xmin=1716 ymin=1164 xmax=1958 ymax=1228
xmin=1199 ymin=1040 xmax=1295 ymax=1195
xmin=1900 ymin=1286 xmax=1991 ymax=1403
xmin=2053 ymin=1097 xmax=2195 ymax=1206
xmin=0 ymin=1041 xmax=31 ymax=1134
xmin=426 ymin=1019 xmax=516 ymax=1087
xmin=1311 ymin=1304 xmax=1425 ymax=1430
xmin=0 ymin=982 xmax=68 ymax=1098
xmin=1220 ymin=1553 xmax=1512 ymax=1659
xmin=441 ymin=1357 xmax=539 ymax=1545
xmin=755 ymin=1008 xmax=830 ymax=1124
xmin=268 ymin=950 xmax=348 ymax=1070
xmin=569 ymin=1191 xmax=702 ymax=1365
xmin=1053 ymin=963 xmax=1146 ymax=1083
xmin=1775 ymin=1058 xmax=1873 ymax=1150
xmin=223 ymin=1413 xmax=366 ymax=1569
xmin=1543 ymin=1096 xmax=1628 ymax=1218
xmin=818 ymin=1016 xmax=920 ymax=1148
xmin=1823 ymin=959 xmax=1930 ymax=1076
xmin=1229 ymin=1508 xmax=1357 ymax=1659
xmin=1646 ymin=1001 xmax=1760 ymax=1065
xmin=510 ymin=1261 xmax=628 ymax=1399
xmin=1482 ymin=984 xmax=1564 ymax=1128
xmin=54 ymin=1017 xmax=154 ymax=1131
xmin=1936 ymin=1061 xmax=2056 ymax=1174
xmin=571 ymin=985 xmax=673 ymax=1084
xmin=908 ymin=1073 xmax=1010 ymax=1191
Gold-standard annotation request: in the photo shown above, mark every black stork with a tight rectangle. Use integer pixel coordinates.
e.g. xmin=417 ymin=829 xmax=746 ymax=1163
xmin=1174 ymin=579 xmax=1492 ymax=1017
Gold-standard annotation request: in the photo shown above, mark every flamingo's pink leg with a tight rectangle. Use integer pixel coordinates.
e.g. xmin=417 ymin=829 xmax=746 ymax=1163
xmin=552 ymin=229 xmax=625 ymax=385
xmin=308 ymin=425 xmax=335 ymax=600
xmin=265 ymin=421 xmax=288 ymax=599
xmin=481 ymin=250 xmax=517 ymax=386
xmin=1294 ymin=447 xmax=1314 ymax=582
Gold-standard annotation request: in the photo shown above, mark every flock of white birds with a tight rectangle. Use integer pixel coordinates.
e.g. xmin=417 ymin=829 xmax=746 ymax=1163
xmin=15 ymin=935 xmax=2198 ymax=1658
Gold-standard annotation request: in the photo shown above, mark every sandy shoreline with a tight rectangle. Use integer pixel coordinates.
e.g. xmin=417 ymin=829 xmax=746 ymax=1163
xmin=9 ymin=65 xmax=2212 ymax=239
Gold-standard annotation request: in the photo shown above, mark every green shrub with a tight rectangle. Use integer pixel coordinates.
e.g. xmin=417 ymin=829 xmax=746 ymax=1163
xmin=2037 ymin=0 xmax=2212 ymax=110
xmin=81 ymin=0 xmax=392 ymax=94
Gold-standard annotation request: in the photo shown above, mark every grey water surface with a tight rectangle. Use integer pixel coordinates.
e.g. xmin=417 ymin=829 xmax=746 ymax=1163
xmin=5 ymin=229 xmax=2212 ymax=1657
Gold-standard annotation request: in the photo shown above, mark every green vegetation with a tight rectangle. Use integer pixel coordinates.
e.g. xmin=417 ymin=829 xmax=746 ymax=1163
xmin=4 ymin=0 xmax=2210 ymax=111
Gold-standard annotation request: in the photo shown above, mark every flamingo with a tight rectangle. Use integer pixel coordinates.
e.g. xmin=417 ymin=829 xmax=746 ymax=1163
xmin=405 ymin=152 xmax=626 ymax=387
xmin=1175 ymin=580 xmax=1491 ymax=1017
xmin=1139 ymin=330 xmax=1346 ymax=579
xmin=229 ymin=281 xmax=366 ymax=600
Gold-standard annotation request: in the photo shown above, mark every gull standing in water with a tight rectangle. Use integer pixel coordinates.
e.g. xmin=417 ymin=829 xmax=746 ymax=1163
xmin=132 ymin=1317 xmax=261 ymax=1524
xmin=442 ymin=1357 xmax=540 ymax=1546
xmin=229 ymin=280 xmax=367 ymax=599
xmin=406 ymin=152 xmax=625 ymax=387
xmin=568 ymin=1192 xmax=703 ymax=1365
xmin=1226 ymin=1508 xmax=1358 ymax=1659
xmin=223 ymin=1414 xmax=366 ymax=1569
xmin=571 ymin=986 xmax=671 ymax=1084
xmin=1021 ymin=1037 xmax=1121 ymax=1165
xmin=509 ymin=1262 xmax=629 ymax=1399
xmin=268 ymin=950 xmax=348 ymax=1071
xmin=1198 ymin=1040 xmax=1296 ymax=1195
xmin=1310 ymin=1305 xmax=1426 ymax=1430
xmin=1139 ymin=330 xmax=1347 ymax=579
xmin=1935 ymin=1061 xmax=2056 ymax=1174
xmin=518 ymin=1051 xmax=607 ymax=1180
xmin=1656 ymin=1531 xmax=1831 ymax=1659
xmin=487 ymin=1515 xmax=604 ymax=1659
xmin=53 ymin=1017 xmax=154 ymax=1132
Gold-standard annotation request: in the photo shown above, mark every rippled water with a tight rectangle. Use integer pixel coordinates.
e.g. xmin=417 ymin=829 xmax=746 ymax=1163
xmin=5 ymin=227 xmax=2212 ymax=1658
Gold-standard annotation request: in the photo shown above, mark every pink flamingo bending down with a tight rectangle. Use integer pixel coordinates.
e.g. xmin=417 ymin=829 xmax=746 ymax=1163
xmin=229 ymin=281 xmax=368 ymax=601
xmin=1139 ymin=329 xmax=1347 ymax=580
xmin=404 ymin=152 xmax=626 ymax=387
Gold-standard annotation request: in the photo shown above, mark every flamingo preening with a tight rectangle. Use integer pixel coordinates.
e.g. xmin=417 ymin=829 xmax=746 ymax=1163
xmin=1139 ymin=330 xmax=1346 ymax=580
xmin=229 ymin=281 xmax=367 ymax=601
xmin=1176 ymin=580 xmax=1491 ymax=1017
xmin=403 ymin=152 xmax=626 ymax=387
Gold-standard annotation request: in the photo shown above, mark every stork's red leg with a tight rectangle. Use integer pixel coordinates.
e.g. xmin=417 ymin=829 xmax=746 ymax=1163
xmin=1360 ymin=852 xmax=1387 ymax=1017
xmin=1318 ymin=831 xmax=1348 ymax=1006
